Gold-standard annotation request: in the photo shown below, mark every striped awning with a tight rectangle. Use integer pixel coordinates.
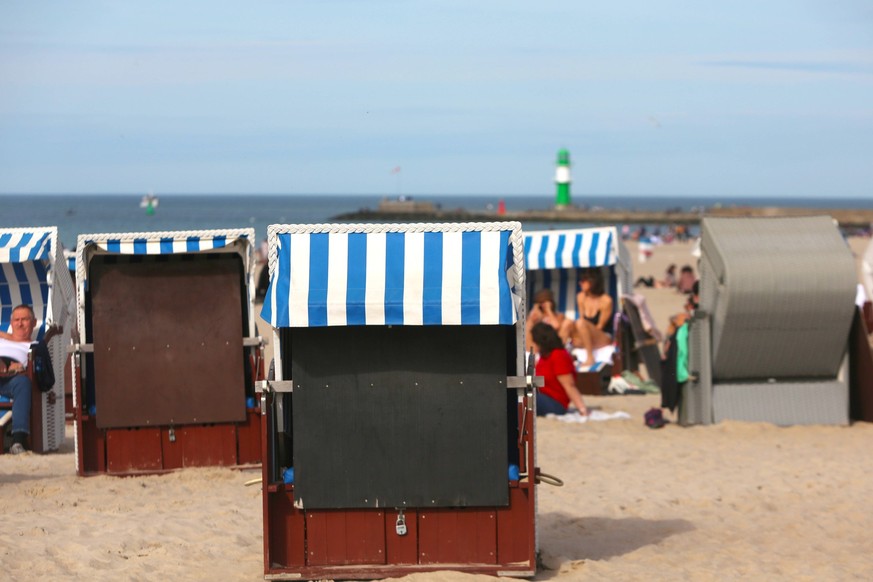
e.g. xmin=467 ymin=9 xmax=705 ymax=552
xmin=261 ymin=223 xmax=523 ymax=328
xmin=0 ymin=230 xmax=52 ymax=263
xmin=77 ymin=230 xmax=255 ymax=281
xmin=524 ymin=227 xmax=616 ymax=270
xmin=80 ymin=233 xmax=245 ymax=255
xmin=0 ymin=228 xmax=62 ymax=340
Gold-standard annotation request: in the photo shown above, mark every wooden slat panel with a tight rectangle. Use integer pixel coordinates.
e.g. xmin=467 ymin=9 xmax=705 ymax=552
xmin=306 ymin=510 xmax=386 ymax=566
xmin=419 ymin=508 xmax=497 ymax=565
xmin=496 ymin=487 xmax=535 ymax=566
xmin=106 ymin=427 xmax=163 ymax=474
xmin=266 ymin=490 xmax=306 ymax=568
xmin=90 ymin=255 xmax=246 ymax=429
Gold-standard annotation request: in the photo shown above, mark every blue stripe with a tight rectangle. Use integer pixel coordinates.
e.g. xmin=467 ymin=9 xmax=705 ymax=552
xmin=160 ymin=238 xmax=174 ymax=254
xmin=536 ymin=237 xmax=548 ymax=272
xmin=524 ymin=236 xmax=532 ymax=268
xmin=12 ymin=263 xmax=32 ymax=306
xmin=68 ymin=258 xmax=76 ymax=272
xmin=384 ymin=233 xmax=405 ymax=325
xmin=422 ymin=232 xmax=443 ymax=325
xmin=268 ymin=234 xmax=292 ymax=326
xmin=33 ymin=261 xmax=49 ymax=306
xmin=212 ymin=235 xmax=227 ymax=249
xmin=187 ymin=237 xmax=200 ymax=252
xmin=498 ymin=231 xmax=513 ymax=324
xmin=346 ymin=233 xmax=368 ymax=325
xmin=133 ymin=239 xmax=148 ymax=255
xmin=107 ymin=240 xmax=121 ymax=254
xmin=572 ymin=234 xmax=584 ymax=268
xmin=588 ymin=232 xmax=600 ymax=266
xmin=554 ymin=234 xmax=566 ymax=269
xmin=461 ymin=231 xmax=481 ymax=325
xmin=604 ymin=231 xmax=614 ymax=265
xmin=308 ymin=233 xmax=329 ymax=327
xmin=0 ymin=267 xmax=11 ymax=327
xmin=0 ymin=234 xmax=11 ymax=248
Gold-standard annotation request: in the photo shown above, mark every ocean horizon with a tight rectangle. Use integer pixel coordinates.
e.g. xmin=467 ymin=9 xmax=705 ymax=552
xmin=5 ymin=193 xmax=872 ymax=250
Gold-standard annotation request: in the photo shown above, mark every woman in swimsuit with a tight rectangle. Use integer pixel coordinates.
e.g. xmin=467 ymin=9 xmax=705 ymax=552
xmin=572 ymin=269 xmax=614 ymax=366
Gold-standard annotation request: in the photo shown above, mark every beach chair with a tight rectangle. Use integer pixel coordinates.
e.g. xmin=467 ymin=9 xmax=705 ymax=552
xmin=0 ymin=227 xmax=74 ymax=453
xmin=620 ymin=293 xmax=664 ymax=389
xmin=72 ymin=229 xmax=264 ymax=475
xmin=524 ymin=226 xmax=633 ymax=394
xmin=258 ymin=222 xmax=538 ymax=579
xmin=680 ymin=216 xmax=856 ymax=426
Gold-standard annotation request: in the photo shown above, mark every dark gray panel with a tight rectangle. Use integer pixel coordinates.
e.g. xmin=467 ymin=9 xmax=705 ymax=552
xmin=291 ymin=325 xmax=510 ymax=509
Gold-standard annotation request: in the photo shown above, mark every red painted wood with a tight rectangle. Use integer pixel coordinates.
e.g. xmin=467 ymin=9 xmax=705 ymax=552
xmin=496 ymin=486 xmax=534 ymax=566
xmin=306 ymin=510 xmax=386 ymax=566
xmin=106 ymin=427 xmax=163 ymax=474
xmin=79 ymin=417 xmax=106 ymax=475
xmin=385 ymin=509 xmax=418 ymax=565
xmin=418 ymin=508 xmax=497 ymax=565
xmin=177 ymin=424 xmax=238 ymax=467
xmin=236 ymin=409 xmax=262 ymax=465
xmin=266 ymin=490 xmax=306 ymax=569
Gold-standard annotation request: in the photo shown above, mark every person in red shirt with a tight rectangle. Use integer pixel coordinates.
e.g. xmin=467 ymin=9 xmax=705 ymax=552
xmin=531 ymin=322 xmax=588 ymax=417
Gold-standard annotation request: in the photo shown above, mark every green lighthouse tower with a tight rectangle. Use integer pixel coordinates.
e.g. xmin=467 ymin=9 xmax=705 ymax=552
xmin=555 ymin=149 xmax=571 ymax=207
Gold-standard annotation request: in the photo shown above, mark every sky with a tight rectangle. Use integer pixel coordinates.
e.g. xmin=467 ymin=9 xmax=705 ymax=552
xmin=1 ymin=1 xmax=872 ymax=198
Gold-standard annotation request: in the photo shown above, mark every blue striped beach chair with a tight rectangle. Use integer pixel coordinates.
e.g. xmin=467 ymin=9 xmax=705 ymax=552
xmin=258 ymin=222 xmax=538 ymax=579
xmin=0 ymin=227 xmax=74 ymax=453
xmin=523 ymin=227 xmax=633 ymax=389
xmin=72 ymin=229 xmax=264 ymax=475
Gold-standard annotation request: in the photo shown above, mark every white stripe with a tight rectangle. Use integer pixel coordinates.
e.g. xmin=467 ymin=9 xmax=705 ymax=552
xmin=288 ymin=233 xmax=311 ymax=327
xmin=326 ymin=233 xmax=348 ymax=326
xmin=364 ymin=232 xmax=386 ymax=325
xmin=146 ymin=240 xmax=161 ymax=255
xmin=563 ymin=272 xmax=579 ymax=319
xmin=479 ymin=232 xmax=500 ymax=324
xmin=526 ymin=235 xmax=544 ymax=270
xmin=403 ymin=232 xmax=425 ymax=325
xmin=560 ymin=235 xmax=575 ymax=269
xmin=441 ymin=231 xmax=463 ymax=325
xmin=200 ymin=237 xmax=216 ymax=251
xmin=119 ymin=240 xmax=135 ymax=255
xmin=173 ymin=239 xmax=188 ymax=253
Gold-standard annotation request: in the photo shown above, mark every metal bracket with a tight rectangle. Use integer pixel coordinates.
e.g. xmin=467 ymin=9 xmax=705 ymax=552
xmin=507 ymin=375 xmax=543 ymax=389
xmin=243 ymin=336 xmax=265 ymax=347
xmin=72 ymin=343 xmax=94 ymax=354
xmin=256 ymin=380 xmax=294 ymax=393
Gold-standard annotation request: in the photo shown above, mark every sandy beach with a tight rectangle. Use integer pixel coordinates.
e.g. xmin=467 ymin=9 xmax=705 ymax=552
xmin=2 ymin=236 xmax=872 ymax=581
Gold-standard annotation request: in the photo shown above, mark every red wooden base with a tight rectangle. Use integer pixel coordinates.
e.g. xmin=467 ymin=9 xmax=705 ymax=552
xmin=75 ymin=408 xmax=262 ymax=476
xmin=263 ymin=485 xmax=536 ymax=579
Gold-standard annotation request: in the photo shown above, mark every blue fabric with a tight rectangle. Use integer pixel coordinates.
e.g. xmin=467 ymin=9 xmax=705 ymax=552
xmin=536 ymin=391 xmax=567 ymax=416
xmin=0 ymin=374 xmax=32 ymax=434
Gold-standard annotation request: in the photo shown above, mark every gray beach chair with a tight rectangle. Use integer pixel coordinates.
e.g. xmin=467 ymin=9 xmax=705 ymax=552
xmin=680 ymin=216 xmax=857 ymax=426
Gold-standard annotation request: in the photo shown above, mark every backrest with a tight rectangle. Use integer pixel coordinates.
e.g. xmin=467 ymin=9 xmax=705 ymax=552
xmin=524 ymin=227 xmax=632 ymax=319
xmin=700 ymin=216 xmax=856 ymax=381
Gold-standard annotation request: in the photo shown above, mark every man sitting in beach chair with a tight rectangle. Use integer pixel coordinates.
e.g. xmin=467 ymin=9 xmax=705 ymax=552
xmin=0 ymin=305 xmax=58 ymax=454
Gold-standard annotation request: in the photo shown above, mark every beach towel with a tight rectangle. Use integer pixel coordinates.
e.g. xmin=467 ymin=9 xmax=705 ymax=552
xmin=547 ymin=410 xmax=631 ymax=423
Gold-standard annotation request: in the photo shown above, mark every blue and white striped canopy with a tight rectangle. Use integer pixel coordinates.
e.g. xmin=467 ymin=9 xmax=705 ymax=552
xmin=81 ymin=233 xmax=243 ymax=255
xmin=261 ymin=223 xmax=523 ymax=328
xmin=0 ymin=230 xmax=52 ymax=263
xmin=0 ymin=228 xmax=58 ymax=340
xmin=524 ymin=227 xmax=616 ymax=270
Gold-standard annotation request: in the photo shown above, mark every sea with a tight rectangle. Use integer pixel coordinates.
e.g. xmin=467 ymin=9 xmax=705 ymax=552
xmin=4 ymin=193 xmax=872 ymax=251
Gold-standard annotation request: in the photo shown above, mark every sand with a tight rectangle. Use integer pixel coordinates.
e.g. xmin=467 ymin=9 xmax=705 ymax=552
xmin=2 ymin=236 xmax=872 ymax=581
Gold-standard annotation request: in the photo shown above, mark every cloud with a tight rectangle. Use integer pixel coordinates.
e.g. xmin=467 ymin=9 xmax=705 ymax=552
xmin=700 ymin=59 xmax=873 ymax=76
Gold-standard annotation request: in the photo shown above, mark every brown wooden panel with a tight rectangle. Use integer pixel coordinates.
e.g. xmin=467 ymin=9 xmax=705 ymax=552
xmin=266 ymin=490 xmax=307 ymax=569
xmin=306 ymin=510 xmax=386 ymax=566
xmin=90 ymin=255 xmax=246 ymax=429
xmin=849 ymin=307 xmax=873 ymax=422
xmin=418 ymin=508 xmax=497 ymax=565
xmin=496 ymin=487 xmax=535 ymax=567
xmin=106 ymin=427 xmax=163 ymax=474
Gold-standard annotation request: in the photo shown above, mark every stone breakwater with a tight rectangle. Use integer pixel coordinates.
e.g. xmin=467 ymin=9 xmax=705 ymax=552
xmin=333 ymin=205 xmax=873 ymax=229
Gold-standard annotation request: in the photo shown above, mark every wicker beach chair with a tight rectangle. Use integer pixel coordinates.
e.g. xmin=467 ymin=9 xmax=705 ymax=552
xmin=258 ymin=222 xmax=538 ymax=579
xmin=524 ymin=227 xmax=633 ymax=393
xmin=0 ymin=227 xmax=74 ymax=453
xmin=71 ymin=229 xmax=264 ymax=475
xmin=680 ymin=216 xmax=857 ymax=426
